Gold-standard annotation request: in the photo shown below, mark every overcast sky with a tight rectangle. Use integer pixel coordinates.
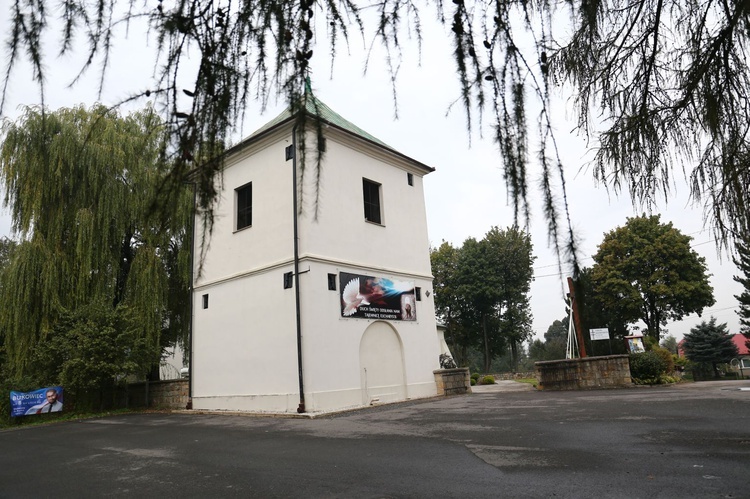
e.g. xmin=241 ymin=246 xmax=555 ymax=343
xmin=0 ymin=6 xmax=743 ymax=346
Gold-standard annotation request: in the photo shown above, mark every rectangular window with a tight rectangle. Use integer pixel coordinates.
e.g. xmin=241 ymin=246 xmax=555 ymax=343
xmin=236 ymin=182 xmax=252 ymax=230
xmin=283 ymin=271 xmax=293 ymax=289
xmin=328 ymin=273 xmax=337 ymax=291
xmin=363 ymin=178 xmax=382 ymax=224
xmin=407 ymin=172 xmax=414 ymax=186
xmin=202 ymin=294 xmax=209 ymax=309
xmin=415 ymin=287 xmax=422 ymax=301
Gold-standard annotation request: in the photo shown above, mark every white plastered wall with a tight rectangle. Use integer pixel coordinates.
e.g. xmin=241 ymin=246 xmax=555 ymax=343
xmin=191 ymin=267 xmax=302 ymax=413
xmin=293 ymin=128 xmax=439 ymax=412
xmin=293 ymin=260 xmax=440 ymax=412
xmin=195 ymin=128 xmax=295 ymax=285
xmin=192 ymin=122 xmax=440 ymax=413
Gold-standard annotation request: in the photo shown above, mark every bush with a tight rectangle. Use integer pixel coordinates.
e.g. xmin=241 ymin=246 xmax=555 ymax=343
xmin=481 ymin=375 xmax=496 ymax=385
xmin=470 ymin=372 xmax=481 ymax=381
xmin=673 ymin=354 xmax=690 ymax=370
xmin=651 ymin=347 xmax=675 ymax=374
xmin=470 ymin=378 xmax=476 ymax=386
xmin=629 ymin=351 xmax=669 ymax=383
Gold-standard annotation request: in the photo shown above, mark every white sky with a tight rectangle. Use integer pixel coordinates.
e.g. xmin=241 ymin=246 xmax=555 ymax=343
xmin=0 ymin=6 xmax=743 ymax=345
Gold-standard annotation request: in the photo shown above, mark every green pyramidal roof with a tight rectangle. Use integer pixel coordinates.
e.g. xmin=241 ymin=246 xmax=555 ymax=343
xmin=231 ymin=84 xmax=434 ymax=173
xmin=247 ymin=93 xmax=392 ymax=150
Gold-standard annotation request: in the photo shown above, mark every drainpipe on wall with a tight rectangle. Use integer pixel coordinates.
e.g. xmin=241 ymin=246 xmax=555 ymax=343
xmin=187 ymin=182 xmax=197 ymax=409
xmin=290 ymin=125 xmax=306 ymax=413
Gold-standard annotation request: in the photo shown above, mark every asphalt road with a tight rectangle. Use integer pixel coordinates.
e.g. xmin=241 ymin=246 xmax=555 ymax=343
xmin=1 ymin=381 xmax=749 ymax=498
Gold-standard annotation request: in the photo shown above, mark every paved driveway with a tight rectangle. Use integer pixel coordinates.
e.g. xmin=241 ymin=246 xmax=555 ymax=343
xmin=1 ymin=381 xmax=749 ymax=498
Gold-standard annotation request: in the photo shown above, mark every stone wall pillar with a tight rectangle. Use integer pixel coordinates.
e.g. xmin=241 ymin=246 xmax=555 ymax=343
xmin=535 ymin=355 xmax=631 ymax=390
xmin=433 ymin=368 xmax=472 ymax=396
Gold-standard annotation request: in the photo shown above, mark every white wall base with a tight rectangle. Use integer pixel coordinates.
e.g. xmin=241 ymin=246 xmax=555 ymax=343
xmin=192 ymin=380 xmax=438 ymax=414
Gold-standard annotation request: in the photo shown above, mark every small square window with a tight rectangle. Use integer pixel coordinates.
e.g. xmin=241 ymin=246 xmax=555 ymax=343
xmin=236 ymin=182 xmax=252 ymax=230
xmin=407 ymin=172 xmax=413 ymax=186
xmin=363 ymin=178 xmax=381 ymax=224
xmin=328 ymin=273 xmax=337 ymax=291
xmin=202 ymin=294 xmax=209 ymax=309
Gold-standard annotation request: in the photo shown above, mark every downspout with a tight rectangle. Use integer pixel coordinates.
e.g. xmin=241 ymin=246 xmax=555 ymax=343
xmin=187 ymin=182 xmax=197 ymax=409
xmin=291 ymin=125 xmax=306 ymax=413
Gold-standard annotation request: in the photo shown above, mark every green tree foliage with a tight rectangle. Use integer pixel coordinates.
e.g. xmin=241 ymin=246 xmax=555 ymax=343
xmin=0 ymin=237 xmax=15 ymax=269
xmin=528 ymin=339 xmax=546 ymax=363
xmin=660 ymin=335 xmax=679 ymax=355
xmin=29 ymin=303 xmax=153 ymax=409
xmin=682 ymin=317 xmax=739 ymax=376
xmin=0 ymin=105 xmax=192 ymax=378
xmin=431 ymin=226 xmax=534 ymax=372
xmin=0 ymin=237 xmax=16 ymax=356
xmin=529 ymin=318 xmax=568 ymax=362
xmin=591 ymin=215 xmax=714 ymax=343
xmin=430 ymin=241 xmax=469 ymax=365
xmin=573 ymin=267 xmax=629 ymax=353
xmin=2 ymin=0 xmax=748 ymax=258
xmin=732 ymin=235 xmax=750 ymax=349
xmin=545 ymin=318 xmax=568 ymax=343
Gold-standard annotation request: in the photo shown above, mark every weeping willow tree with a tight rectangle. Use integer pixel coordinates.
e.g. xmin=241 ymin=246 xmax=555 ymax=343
xmin=1 ymin=0 xmax=749 ymax=261
xmin=0 ymin=105 xmax=192 ymax=378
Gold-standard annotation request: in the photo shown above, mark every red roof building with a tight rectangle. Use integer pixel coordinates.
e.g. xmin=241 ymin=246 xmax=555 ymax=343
xmin=677 ymin=333 xmax=749 ymax=357
xmin=731 ymin=333 xmax=750 ymax=356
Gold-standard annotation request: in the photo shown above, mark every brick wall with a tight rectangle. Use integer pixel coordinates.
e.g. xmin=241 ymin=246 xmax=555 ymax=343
xmin=434 ymin=368 xmax=472 ymax=396
xmin=535 ymin=355 xmax=631 ymax=390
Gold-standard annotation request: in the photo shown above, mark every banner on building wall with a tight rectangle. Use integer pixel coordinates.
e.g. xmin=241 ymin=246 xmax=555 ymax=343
xmin=340 ymin=271 xmax=416 ymax=321
xmin=10 ymin=386 xmax=64 ymax=417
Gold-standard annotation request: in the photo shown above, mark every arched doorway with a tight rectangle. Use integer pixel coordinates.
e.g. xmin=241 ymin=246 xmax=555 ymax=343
xmin=359 ymin=321 xmax=406 ymax=405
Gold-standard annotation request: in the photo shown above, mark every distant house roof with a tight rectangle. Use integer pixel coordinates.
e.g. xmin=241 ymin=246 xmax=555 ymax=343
xmin=732 ymin=334 xmax=750 ymax=356
xmin=678 ymin=333 xmax=750 ymax=357
xmin=225 ymin=84 xmax=434 ymax=174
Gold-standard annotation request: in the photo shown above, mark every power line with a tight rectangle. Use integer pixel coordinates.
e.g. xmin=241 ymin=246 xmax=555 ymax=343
xmin=535 ymin=271 xmax=567 ymax=279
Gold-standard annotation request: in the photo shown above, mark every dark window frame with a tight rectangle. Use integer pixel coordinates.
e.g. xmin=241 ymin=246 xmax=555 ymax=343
xmin=236 ymin=182 xmax=253 ymax=230
xmin=362 ymin=178 xmax=382 ymax=224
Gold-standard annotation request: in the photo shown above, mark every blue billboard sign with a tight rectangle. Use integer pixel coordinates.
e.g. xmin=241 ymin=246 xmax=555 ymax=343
xmin=10 ymin=386 xmax=64 ymax=417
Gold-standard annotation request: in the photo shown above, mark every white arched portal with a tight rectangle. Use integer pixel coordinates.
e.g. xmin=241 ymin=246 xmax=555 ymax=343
xmin=359 ymin=321 xmax=406 ymax=405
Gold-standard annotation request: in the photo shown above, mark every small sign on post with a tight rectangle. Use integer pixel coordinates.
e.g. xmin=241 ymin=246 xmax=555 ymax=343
xmin=589 ymin=328 xmax=612 ymax=356
xmin=625 ymin=335 xmax=646 ymax=354
xmin=590 ymin=328 xmax=610 ymax=341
